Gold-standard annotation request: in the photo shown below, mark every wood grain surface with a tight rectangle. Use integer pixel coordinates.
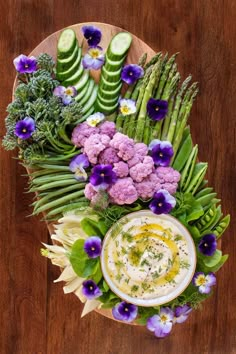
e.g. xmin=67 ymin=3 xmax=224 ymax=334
xmin=0 ymin=1 xmax=235 ymax=353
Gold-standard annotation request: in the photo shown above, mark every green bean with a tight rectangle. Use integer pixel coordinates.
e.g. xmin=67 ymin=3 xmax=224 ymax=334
xmin=45 ymin=200 xmax=89 ymax=218
xmin=172 ymin=132 xmax=193 ymax=171
xmin=31 ymin=173 xmax=74 ymax=185
xmin=33 ymin=189 xmax=86 ymax=214
xmin=27 ymin=169 xmax=60 ymax=178
xmin=33 ymin=164 xmax=70 ymax=171
xmin=29 ymin=179 xmax=82 ymax=192
xmin=180 ymin=145 xmax=198 ymax=190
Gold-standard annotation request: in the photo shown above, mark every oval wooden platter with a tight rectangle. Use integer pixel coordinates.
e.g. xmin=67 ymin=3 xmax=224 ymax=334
xmin=13 ymin=22 xmax=156 ymax=322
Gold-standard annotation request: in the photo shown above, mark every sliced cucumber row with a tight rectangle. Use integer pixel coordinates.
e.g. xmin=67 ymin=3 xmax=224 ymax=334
xmin=56 ymin=28 xmax=98 ymax=116
xmin=96 ymin=32 xmax=132 ymax=115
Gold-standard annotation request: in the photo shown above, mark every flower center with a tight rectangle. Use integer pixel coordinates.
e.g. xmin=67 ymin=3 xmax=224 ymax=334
xmin=91 ymin=247 xmax=95 ymax=251
xmin=89 ymin=286 xmax=94 ymax=290
xmin=22 ymin=128 xmax=27 ymax=133
xmin=90 ymin=49 xmax=100 ymax=59
xmin=160 ymin=315 xmax=167 ymax=323
xmin=25 ymin=64 xmax=29 ymax=68
xmin=124 ymin=307 xmax=129 ymax=312
xmin=155 ymin=106 xmax=159 ymax=111
xmin=65 ymin=88 xmax=73 ymax=96
xmin=158 ymin=202 xmax=163 ymax=207
xmin=89 ymin=36 xmax=93 ymax=40
xmin=100 ymin=173 xmax=105 ymax=177
xmin=129 ymin=72 xmax=133 ymax=76
xmin=121 ymin=106 xmax=130 ymax=114
xmin=159 ymin=152 xmax=163 ymax=157
xmin=204 ymin=243 xmax=208 ymax=247
xmin=196 ymin=275 xmax=207 ymax=286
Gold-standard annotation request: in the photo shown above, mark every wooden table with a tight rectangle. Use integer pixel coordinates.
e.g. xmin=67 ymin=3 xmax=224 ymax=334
xmin=0 ymin=1 xmax=235 ymax=353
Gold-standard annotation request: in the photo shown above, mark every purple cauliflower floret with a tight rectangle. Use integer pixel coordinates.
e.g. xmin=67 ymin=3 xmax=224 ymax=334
xmin=113 ymin=161 xmax=129 ymax=178
xmin=155 ymin=166 xmax=181 ymax=195
xmin=127 ymin=143 xmax=148 ymax=167
xmin=155 ymin=166 xmax=181 ymax=183
xmin=129 ymin=156 xmax=154 ymax=182
xmin=110 ymin=132 xmax=135 ymax=161
xmin=135 ymin=173 xmax=161 ymax=200
xmin=98 ymin=147 xmax=120 ymax=165
xmin=71 ymin=122 xmax=99 ymax=147
xmin=108 ymin=177 xmax=138 ymax=205
xmin=99 ymin=121 xmax=116 ymax=138
xmin=83 ymin=133 xmax=110 ymax=164
xmin=84 ymin=183 xmax=97 ymax=201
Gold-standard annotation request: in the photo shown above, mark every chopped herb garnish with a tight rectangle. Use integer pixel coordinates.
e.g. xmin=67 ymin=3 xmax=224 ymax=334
xmin=131 ymin=285 xmax=139 ymax=292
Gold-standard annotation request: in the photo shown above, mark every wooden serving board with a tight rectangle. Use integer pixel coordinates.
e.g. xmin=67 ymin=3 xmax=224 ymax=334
xmin=13 ymin=22 xmax=156 ymax=322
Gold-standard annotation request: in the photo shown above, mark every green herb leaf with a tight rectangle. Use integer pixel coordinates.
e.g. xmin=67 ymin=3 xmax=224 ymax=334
xmin=69 ymin=239 xmax=88 ymax=277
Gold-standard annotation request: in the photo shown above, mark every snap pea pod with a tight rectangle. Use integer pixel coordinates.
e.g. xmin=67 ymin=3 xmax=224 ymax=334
xmin=33 ymin=189 xmax=86 ymax=214
xmin=195 ymin=204 xmax=216 ymax=230
xmin=29 ymin=179 xmax=82 ymax=192
xmin=184 ymin=162 xmax=208 ymax=194
xmin=195 ymin=187 xmax=214 ymax=199
xmin=172 ymin=132 xmax=193 ymax=171
xmin=33 ymin=183 xmax=83 ymax=210
xmin=31 ymin=173 xmax=74 ymax=185
xmin=180 ymin=145 xmax=198 ymax=190
xmin=202 ymin=198 xmax=221 ymax=212
xmin=200 ymin=205 xmax=222 ymax=233
xmin=195 ymin=192 xmax=217 ymax=207
xmin=211 ymin=214 xmax=230 ymax=239
xmin=45 ymin=200 xmax=89 ymax=218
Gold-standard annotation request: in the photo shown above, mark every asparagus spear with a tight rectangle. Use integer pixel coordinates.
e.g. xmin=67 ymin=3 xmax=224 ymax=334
xmin=144 ymin=52 xmax=162 ymax=70
xmin=134 ymin=62 xmax=162 ymax=141
xmin=172 ymin=87 xmax=199 ymax=158
xmin=166 ymin=75 xmax=192 ymax=143
xmin=126 ymin=66 xmax=153 ymax=138
xmin=155 ymin=53 xmax=178 ymax=99
xmin=151 ymin=71 xmax=180 ymax=140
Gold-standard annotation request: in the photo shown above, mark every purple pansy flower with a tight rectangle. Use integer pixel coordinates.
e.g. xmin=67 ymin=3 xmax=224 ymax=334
xmin=192 ymin=272 xmax=216 ymax=294
xmin=69 ymin=154 xmax=89 ymax=181
xmin=82 ymin=279 xmax=102 ymax=300
xmin=53 ymin=85 xmax=77 ymax=105
xmin=147 ymin=307 xmax=174 ymax=338
xmin=149 ymin=139 xmax=174 ymax=167
xmin=13 ymin=54 xmax=37 ymax=74
xmin=198 ymin=234 xmax=217 ymax=256
xmin=90 ymin=164 xmax=117 ymax=189
xmin=174 ymin=305 xmax=192 ymax=324
xmin=121 ymin=64 xmax=144 ymax=85
xmin=149 ymin=189 xmax=176 ymax=215
xmin=82 ymin=46 xmax=105 ymax=70
xmin=84 ymin=236 xmax=102 ymax=258
xmin=15 ymin=117 xmax=36 ymax=139
xmin=147 ymin=98 xmax=168 ymax=121
xmin=82 ymin=25 xmax=102 ymax=46
xmin=112 ymin=302 xmax=138 ymax=323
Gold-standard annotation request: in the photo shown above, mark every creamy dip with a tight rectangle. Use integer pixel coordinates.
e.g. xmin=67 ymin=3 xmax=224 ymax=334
xmin=101 ymin=211 xmax=196 ymax=307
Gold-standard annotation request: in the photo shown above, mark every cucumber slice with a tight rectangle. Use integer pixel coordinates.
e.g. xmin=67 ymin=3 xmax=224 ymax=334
xmin=79 ymin=79 xmax=95 ymax=106
xmin=97 ymin=92 xmax=118 ymax=106
xmin=57 ymin=29 xmax=77 ymax=59
xmin=107 ymin=32 xmax=132 ymax=61
xmin=56 ymin=46 xmax=79 ymax=72
xmin=101 ymin=66 xmax=122 ymax=82
xmin=104 ymin=54 xmax=126 ymax=71
xmin=99 ymin=75 xmax=121 ymax=91
xmin=95 ymin=100 xmax=119 ymax=115
xmin=98 ymin=82 xmax=122 ymax=100
xmin=62 ymin=60 xmax=84 ymax=86
xmin=74 ymin=70 xmax=90 ymax=91
xmin=82 ymin=86 xmax=98 ymax=114
xmin=75 ymin=80 xmax=90 ymax=102
xmin=56 ymin=50 xmax=82 ymax=81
